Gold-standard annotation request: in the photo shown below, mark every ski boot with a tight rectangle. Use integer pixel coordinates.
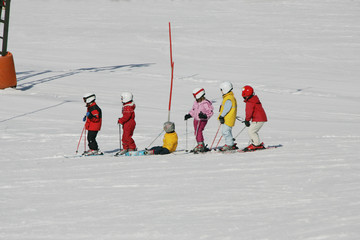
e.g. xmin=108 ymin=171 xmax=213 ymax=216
xmin=83 ymin=149 xmax=103 ymax=156
xmin=115 ymin=149 xmax=128 ymax=156
xmin=144 ymin=149 xmax=155 ymax=155
xmin=192 ymin=142 xmax=206 ymax=153
xmin=219 ymin=143 xmax=238 ymax=152
xmin=242 ymin=142 xmax=265 ymax=152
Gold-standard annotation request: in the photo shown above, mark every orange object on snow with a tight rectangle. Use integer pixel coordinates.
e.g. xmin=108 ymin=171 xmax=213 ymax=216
xmin=0 ymin=52 xmax=17 ymax=89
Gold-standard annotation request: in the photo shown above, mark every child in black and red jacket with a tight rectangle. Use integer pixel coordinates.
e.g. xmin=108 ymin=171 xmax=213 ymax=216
xmin=83 ymin=93 xmax=103 ymax=156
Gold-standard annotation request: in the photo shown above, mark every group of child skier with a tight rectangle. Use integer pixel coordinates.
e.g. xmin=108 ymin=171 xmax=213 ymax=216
xmin=81 ymin=82 xmax=267 ymax=156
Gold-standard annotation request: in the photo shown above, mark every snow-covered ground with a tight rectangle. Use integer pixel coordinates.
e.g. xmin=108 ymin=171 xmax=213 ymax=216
xmin=1 ymin=0 xmax=360 ymax=239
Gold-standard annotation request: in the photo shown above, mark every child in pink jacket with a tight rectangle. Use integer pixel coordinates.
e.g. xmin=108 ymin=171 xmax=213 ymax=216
xmin=184 ymin=88 xmax=214 ymax=152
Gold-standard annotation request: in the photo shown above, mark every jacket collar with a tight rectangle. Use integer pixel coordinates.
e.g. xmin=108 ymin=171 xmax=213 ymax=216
xmin=244 ymin=94 xmax=255 ymax=102
xmin=223 ymin=91 xmax=234 ymax=98
xmin=123 ymin=101 xmax=135 ymax=107
xmin=87 ymin=102 xmax=96 ymax=108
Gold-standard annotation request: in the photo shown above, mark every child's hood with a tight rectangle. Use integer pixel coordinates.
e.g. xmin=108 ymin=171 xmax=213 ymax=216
xmin=123 ymin=101 xmax=136 ymax=109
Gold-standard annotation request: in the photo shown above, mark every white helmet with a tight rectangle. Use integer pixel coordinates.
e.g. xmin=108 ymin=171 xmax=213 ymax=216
xmin=192 ymin=88 xmax=205 ymax=100
xmin=83 ymin=93 xmax=96 ymax=104
xmin=163 ymin=121 xmax=175 ymax=133
xmin=219 ymin=81 xmax=233 ymax=94
xmin=121 ymin=92 xmax=133 ymax=103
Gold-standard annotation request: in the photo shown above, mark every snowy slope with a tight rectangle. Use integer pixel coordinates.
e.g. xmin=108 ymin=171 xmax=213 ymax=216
xmin=1 ymin=0 xmax=360 ymax=239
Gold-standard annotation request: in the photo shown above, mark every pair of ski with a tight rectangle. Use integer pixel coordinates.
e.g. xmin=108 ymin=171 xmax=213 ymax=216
xmin=190 ymin=144 xmax=283 ymax=154
xmin=65 ymin=144 xmax=282 ymax=158
xmin=64 ymin=151 xmax=104 ymax=158
xmin=66 ymin=150 xmax=145 ymax=158
xmin=114 ymin=150 xmax=146 ymax=157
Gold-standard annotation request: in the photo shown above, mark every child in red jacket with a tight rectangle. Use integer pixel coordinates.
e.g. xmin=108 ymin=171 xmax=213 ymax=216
xmin=117 ymin=92 xmax=137 ymax=155
xmin=242 ymin=85 xmax=267 ymax=151
xmin=83 ymin=93 xmax=103 ymax=156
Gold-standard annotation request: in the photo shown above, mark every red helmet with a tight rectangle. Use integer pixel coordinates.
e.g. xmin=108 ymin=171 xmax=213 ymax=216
xmin=242 ymin=85 xmax=254 ymax=98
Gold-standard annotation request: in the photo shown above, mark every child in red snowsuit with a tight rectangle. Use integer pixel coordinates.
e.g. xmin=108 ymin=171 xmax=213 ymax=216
xmin=242 ymin=85 xmax=267 ymax=151
xmin=117 ymin=92 xmax=137 ymax=155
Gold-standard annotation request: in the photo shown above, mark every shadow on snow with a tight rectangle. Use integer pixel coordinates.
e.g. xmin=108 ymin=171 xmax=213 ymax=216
xmin=16 ymin=63 xmax=154 ymax=91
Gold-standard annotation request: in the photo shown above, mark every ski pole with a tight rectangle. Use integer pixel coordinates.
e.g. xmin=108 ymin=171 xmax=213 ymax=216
xmin=146 ymin=129 xmax=164 ymax=150
xmin=233 ymin=126 xmax=246 ymax=141
xmin=210 ymin=124 xmax=221 ymax=150
xmin=76 ymin=125 xmax=85 ymax=154
xmin=236 ymin=116 xmax=245 ymax=123
xmin=185 ymin=120 xmax=188 ymax=152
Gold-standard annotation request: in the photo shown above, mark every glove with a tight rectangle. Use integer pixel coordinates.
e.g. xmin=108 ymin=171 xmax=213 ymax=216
xmin=117 ymin=118 xmax=122 ymax=125
xmin=219 ymin=116 xmax=225 ymax=124
xmin=244 ymin=120 xmax=250 ymax=127
xmin=86 ymin=111 xmax=94 ymax=119
xmin=83 ymin=115 xmax=86 ymax=122
xmin=184 ymin=113 xmax=192 ymax=121
xmin=198 ymin=112 xmax=207 ymax=120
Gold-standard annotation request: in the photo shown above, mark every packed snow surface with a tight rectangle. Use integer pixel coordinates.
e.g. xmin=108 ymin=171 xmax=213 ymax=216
xmin=1 ymin=0 xmax=360 ymax=239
